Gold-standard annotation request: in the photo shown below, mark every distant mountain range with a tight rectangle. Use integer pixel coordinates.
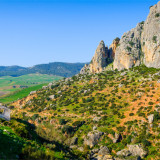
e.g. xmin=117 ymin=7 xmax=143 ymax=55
xmin=0 ymin=62 xmax=86 ymax=77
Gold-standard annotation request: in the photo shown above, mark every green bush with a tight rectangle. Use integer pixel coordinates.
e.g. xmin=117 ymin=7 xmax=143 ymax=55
xmin=155 ymin=13 xmax=160 ymax=17
xmin=59 ymin=119 xmax=67 ymax=125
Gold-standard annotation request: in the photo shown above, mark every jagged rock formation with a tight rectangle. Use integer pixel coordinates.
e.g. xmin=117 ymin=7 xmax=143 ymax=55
xmin=81 ymin=39 xmax=120 ymax=74
xmin=109 ymin=37 xmax=120 ymax=59
xmin=114 ymin=1 xmax=160 ymax=70
xmin=81 ymin=2 xmax=160 ymax=73
xmin=89 ymin=40 xmax=108 ymax=73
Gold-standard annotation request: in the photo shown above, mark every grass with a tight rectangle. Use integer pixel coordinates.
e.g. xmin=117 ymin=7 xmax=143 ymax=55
xmin=0 ymin=83 xmax=46 ymax=104
xmin=0 ymin=73 xmax=62 ymax=91
xmin=0 ymin=73 xmax=63 ymax=103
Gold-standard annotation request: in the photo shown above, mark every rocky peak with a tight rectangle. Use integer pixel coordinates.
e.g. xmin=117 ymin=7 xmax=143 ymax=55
xmin=114 ymin=1 xmax=160 ymax=70
xmin=89 ymin=40 xmax=108 ymax=73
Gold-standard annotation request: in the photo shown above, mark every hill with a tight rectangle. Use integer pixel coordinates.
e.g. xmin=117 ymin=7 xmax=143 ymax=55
xmin=3 ymin=65 xmax=159 ymax=160
xmin=0 ymin=62 xmax=86 ymax=78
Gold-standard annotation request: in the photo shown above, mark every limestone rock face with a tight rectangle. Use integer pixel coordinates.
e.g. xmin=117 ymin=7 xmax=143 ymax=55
xmin=141 ymin=2 xmax=160 ymax=68
xmin=90 ymin=40 xmax=108 ymax=73
xmin=109 ymin=38 xmax=120 ymax=59
xmin=113 ymin=23 xmax=144 ymax=70
xmin=114 ymin=1 xmax=160 ymax=70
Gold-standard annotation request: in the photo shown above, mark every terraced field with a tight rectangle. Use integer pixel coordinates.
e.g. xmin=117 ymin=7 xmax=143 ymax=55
xmin=0 ymin=74 xmax=62 ymax=103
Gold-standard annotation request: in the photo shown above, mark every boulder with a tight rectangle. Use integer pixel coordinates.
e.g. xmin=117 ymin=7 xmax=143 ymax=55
xmin=127 ymin=144 xmax=147 ymax=158
xmin=30 ymin=91 xmax=36 ymax=95
xmin=148 ymin=114 xmax=154 ymax=123
xmin=113 ymin=133 xmax=122 ymax=143
xmin=49 ymin=95 xmax=55 ymax=100
xmin=84 ymin=131 xmax=104 ymax=148
xmin=116 ymin=149 xmax=131 ymax=157
xmin=70 ymin=137 xmax=78 ymax=146
xmin=98 ymin=146 xmax=110 ymax=155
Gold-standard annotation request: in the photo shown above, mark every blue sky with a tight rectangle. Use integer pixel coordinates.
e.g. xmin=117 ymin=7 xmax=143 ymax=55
xmin=0 ymin=0 xmax=158 ymax=67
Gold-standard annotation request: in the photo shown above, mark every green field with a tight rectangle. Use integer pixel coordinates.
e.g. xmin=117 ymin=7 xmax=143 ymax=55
xmin=0 ymin=74 xmax=63 ymax=103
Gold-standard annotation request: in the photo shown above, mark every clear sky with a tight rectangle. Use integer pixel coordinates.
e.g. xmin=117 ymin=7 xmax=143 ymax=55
xmin=0 ymin=0 xmax=158 ymax=67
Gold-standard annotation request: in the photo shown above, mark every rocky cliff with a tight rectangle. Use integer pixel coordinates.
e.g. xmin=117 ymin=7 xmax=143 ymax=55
xmin=89 ymin=40 xmax=108 ymax=73
xmin=114 ymin=1 xmax=160 ymax=70
xmin=81 ymin=1 xmax=160 ymax=73
xmin=81 ymin=39 xmax=119 ymax=74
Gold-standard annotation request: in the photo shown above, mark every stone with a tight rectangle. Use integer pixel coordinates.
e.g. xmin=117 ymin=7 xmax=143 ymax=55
xmin=0 ymin=106 xmax=10 ymax=121
xmin=118 ymin=84 xmax=123 ymax=88
xmin=93 ymin=126 xmax=97 ymax=130
xmin=127 ymin=144 xmax=147 ymax=158
xmin=30 ymin=91 xmax=36 ymax=95
xmin=113 ymin=133 xmax=122 ymax=143
xmin=114 ymin=1 xmax=160 ymax=70
xmin=116 ymin=149 xmax=132 ymax=157
xmin=93 ymin=117 xmax=101 ymax=122
xmin=148 ymin=114 xmax=154 ymax=123
xmin=70 ymin=137 xmax=78 ymax=145
xmin=98 ymin=146 xmax=110 ymax=155
xmin=109 ymin=37 xmax=120 ymax=59
xmin=57 ymin=91 xmax=61 ymax=94
xmin=49 ymin=95 xmax=55 ymax=100
xmin=42 ymin=86 xmax=48 ymax=89
xmin=84 ymin=130 xmax=104 ymax=148
xmin=90 ymin=40 xmax=108 ymax=73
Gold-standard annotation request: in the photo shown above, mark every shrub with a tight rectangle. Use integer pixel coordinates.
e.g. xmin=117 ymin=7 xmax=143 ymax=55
xmin=152 ymin=36 xmax=157 ymax=43
xmin=62 ymin=125 xmax=74 ymax=134
xmin=59 ymin=119 xmax=67 ymax=125
xmin=126 ymin=46 xmax=132 ymax=52
xmin=129 ymin=113 xmax=134 ymax=116
xmin=142 ymin=139 xmax=151 ymax=147
xmin=155 ymin=13 xmax=160 ymax=17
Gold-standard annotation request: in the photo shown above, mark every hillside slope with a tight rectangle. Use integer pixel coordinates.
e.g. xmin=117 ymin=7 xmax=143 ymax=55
xmin=7 ymin=65 xmax=160 ymax=160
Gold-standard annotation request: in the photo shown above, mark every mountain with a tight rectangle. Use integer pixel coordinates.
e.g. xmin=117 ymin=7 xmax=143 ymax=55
xmin=81 ymin=1 xmax=160 ymax=73
xmin=0 ymin=2 xmax=160 ymax=160
xmin=0 ymin=62 xmax=86 ymax=77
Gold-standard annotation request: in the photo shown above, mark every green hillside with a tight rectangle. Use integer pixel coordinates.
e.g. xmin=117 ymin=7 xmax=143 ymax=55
xmin=0 ymin=74 xmax=63 ymax=103
xmin=4 ymin=65 xmax=160 ymax=160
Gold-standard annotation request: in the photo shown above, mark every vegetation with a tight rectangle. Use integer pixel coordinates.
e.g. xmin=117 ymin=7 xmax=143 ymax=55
xmin=1 ymin=65 xmax=160 ymax=159
xmin=155 ymin=13 xmax=160 ymax=17
xmin=152 ymin=36 xmax=157 ymax=43
xmin=0 ymin=73 xmax=62 ymax=102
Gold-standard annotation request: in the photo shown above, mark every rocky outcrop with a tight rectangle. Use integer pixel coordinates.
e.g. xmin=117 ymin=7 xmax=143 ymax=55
xmin=109 ymin=37 xmax=120 ymax=59
xmin=0 ymin=106 xmax=10 ymax=121
xmin=90 ymin=146 xmax=113 ymax=160
xmin=84 ymin=130 xmax=104 ymax=148
xmin=114 ymin=1 xmax=160 ymax=70
xmin=81 ymin=40 xmax=119 ymax=74
xmin=148 ymin=114 xmax=154 ymax=123
xmin=112 ymin=133 xmax=122 ymax=143
xmin=141 ymin=3 xmax=160 ymax=68
xmin=127 ymin=144 xmax=147 ymax=158
xmin=89 ymin=40 xmax=108 ymax=73
xmin=80 ymin=64 xmax=90 ymax=74
xmin=116 ymin=144 xmax=147 ymax=159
